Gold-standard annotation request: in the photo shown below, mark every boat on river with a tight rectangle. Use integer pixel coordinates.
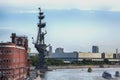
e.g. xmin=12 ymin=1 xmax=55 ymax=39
xmin=102 ymin=71 xmax=112 ymax=79
xmin=115 ymin=71 xmax=120 ymax=77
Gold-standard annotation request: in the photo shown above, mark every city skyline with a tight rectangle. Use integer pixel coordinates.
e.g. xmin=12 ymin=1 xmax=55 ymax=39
xmin=1 ymin=0 xmax=120 ymax=53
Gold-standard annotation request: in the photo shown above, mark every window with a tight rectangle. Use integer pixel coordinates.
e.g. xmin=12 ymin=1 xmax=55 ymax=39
xmin=3 ymin=50 xmax=6 ymax=54
xmin=6 ymin=59 xmax=8 ymax=62
xmin=6 ymin=66 xmax=8 ymax=69
xmin=6 ymin=50 xmax=9 ymax=54
xmin=3 ymin=59 xmax=6 ymax=62
xmin=9 ymin=50 xmax=12 ymax=53
xmin=0 ymin=59 xmax=1 ymax=61
xmin=0 ymin=60 xmax=2 ymax=63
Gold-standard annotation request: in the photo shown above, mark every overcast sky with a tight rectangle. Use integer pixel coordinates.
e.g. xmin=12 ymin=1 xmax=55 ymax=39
xmin=1 ymin=0 xmax=120 ymax=53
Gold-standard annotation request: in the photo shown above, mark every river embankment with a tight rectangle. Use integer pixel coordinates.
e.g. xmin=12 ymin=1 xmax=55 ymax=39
xmin=48 ymin=65 xmax=120 ymax=70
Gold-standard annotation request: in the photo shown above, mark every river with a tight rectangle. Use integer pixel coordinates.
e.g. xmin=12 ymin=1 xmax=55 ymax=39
xmin=44 ymin=68 xmax=120 ymax=80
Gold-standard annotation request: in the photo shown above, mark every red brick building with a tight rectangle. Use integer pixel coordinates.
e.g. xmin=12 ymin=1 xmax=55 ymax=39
xmin=0 ymin=33 xmax=29 ymax=80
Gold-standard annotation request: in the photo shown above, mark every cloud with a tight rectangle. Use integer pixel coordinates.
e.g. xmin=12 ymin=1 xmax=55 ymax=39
xmin=1 ymin=0 xmax=120 ymax=11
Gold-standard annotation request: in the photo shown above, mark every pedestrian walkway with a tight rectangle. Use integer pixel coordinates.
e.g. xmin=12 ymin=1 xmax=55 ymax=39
xmin=34 ymin=75 xmax=41 ymax=80
xmin=34 ymin=70 xmax=42 ymax=80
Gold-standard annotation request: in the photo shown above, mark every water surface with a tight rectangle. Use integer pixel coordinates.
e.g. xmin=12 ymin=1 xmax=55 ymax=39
xmin=45 ymin=68 xmax=120 ymax=80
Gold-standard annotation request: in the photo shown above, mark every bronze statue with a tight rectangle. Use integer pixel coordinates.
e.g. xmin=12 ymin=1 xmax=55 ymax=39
xmin=33 ymin=8 xmax=48 ymax=71
xmin=40 ymin=31 xmax=47 ymax=44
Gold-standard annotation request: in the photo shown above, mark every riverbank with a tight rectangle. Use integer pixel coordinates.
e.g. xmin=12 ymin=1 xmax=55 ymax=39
xmin=48 ymin=65 xmax=120 ymax=70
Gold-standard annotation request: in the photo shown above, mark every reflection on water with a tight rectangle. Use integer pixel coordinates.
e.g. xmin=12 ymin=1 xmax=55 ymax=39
xmin=45 ymin=68 xmax=120 ymax=80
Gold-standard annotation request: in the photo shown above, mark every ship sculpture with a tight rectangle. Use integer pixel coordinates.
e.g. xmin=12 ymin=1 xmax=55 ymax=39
xmin=33 ymin=8 xmax=48 ymax=71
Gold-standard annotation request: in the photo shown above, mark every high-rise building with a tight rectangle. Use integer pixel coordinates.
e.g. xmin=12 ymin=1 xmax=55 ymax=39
xmin=0 ymin=33 xmax=29 ymax=80
xmin=92 ymin=45 xmax=99 ymax=53
xmin=116 ymin=49 xmax=120 ymax=59
xmin=55 ymin=47 xmax=64 ymax=53
xmin=49 ymin=46 xmax=52 ymax=55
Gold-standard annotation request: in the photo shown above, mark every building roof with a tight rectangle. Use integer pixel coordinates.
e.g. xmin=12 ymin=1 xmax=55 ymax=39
xmin=0 ymin=42 xmax=25 ymax=50
xmin=0 ymin=42 xmax=15 ymax=46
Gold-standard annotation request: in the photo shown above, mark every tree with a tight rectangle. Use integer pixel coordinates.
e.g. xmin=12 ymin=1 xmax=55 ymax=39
xmin=104 ymin=59 xmax=109 ymax=64
xmin=46 ymin=58 xmax=64 ymax=66
xmin=30 ymin=55 xmax=39 ymax=66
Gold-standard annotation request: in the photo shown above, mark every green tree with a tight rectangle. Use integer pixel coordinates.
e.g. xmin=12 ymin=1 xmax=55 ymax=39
xmin=30 ymin=55 xmax=39 ymax=66
xmin=46 ymin=58 xmax=64 ymax=66
xmin=104 ymin=59 xmax=109 ymax=64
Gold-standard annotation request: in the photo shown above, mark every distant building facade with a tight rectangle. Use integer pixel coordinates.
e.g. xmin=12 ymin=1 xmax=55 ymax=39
xmin=55 ymin=47 xmax=64 ymax=53
xmin=78 ymin=52 xmax=101 ymax=59
xmin=48 ymin=47 xmax=77 ymax=62
xmin=0 ymin=33 xmax=29 ymax=80
xmin=48 ymin=47 xmax=120 ymax=63
xmin=49 ymin=52 xmax=78 ymax=62
xmin=48 ymin=46 xmax=52 ymax=56
xmin=92 ymin=46 xmax=99 ymax=53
